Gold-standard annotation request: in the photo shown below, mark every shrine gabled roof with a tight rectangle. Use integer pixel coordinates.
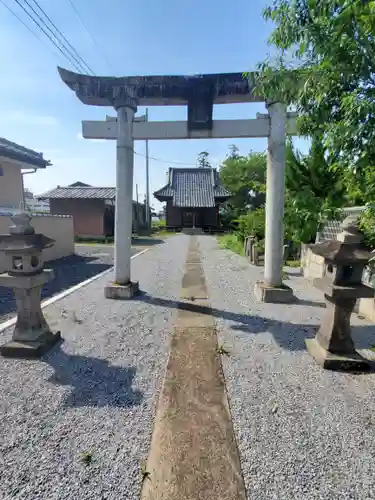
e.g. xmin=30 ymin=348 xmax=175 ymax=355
xmin=154 ymin=168 xmax=231 ymax=208
xmin=0 ymin=137 xmax=50 ymax=168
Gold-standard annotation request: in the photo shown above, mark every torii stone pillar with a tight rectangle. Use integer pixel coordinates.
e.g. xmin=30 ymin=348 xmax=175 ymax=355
xmin=254 ymin=101 xmax=295 ymax=303
xmin=105 ymin=97 xmax=139 ymax=299
xmin=58 ymin=67 xmax=140 ymax=299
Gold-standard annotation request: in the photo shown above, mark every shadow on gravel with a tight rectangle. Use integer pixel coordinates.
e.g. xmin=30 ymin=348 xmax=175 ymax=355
xmin=295 ymin=298 xmax=326 ymax=308
xmin=45 ymin=347 xmax=143 ymax=408
xmin=134 ymin=294 xmax=375 ymax=353
xmin=132 ymin=237 xmax=165 ymax=246
xmin=0 ymin=254 xmax=112 ymax=320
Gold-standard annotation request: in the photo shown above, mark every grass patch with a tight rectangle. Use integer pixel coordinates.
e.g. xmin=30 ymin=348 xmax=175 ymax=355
xmin=140 ymin=461 xmax=151 ymax=482
xmin=217 ymin=233 xmax=244 ymax=256
xmin=216 ymin=344 xmax=230 ymax=356
xmin=285 ymin=259 xmax=301 ymax=268
xmin=79 ymin=451 xmax=92 ymax=466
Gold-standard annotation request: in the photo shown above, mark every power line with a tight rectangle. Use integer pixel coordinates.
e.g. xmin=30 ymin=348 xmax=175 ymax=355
xmin=133 ymin=148 xmax=197 ymax=166
xmin=11 ymin=0 xmax=85 ymax=73
xmin=11 ymin=0 xmax=93 ymax=74
xmin=0 ymin=0 xmax=63 ymax=62
xmin=25 ymin=0 xmax=95 ymax=75
xmin=67 ymin=0 xmax=113 ymax=74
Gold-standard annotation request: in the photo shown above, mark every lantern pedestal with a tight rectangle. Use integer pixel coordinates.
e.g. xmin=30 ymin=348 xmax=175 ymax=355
xmin=0 ymin=332 xmax=61 ymax=359
xmin=0 ymin=270 xmax=61 ymax=359
xmin=305 ymin=337 xmax=370 ymax=372
xmin=306 ymin=292 xmax=372 ymax=371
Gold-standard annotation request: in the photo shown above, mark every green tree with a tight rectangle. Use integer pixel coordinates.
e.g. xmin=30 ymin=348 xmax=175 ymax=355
xmin=219 ymin=148 xmax=266 ymax=218
xmin=284 ymin=137 xmax=345 ymax=243
xmin=253 ymin=0 xmax=375 ymax=204
xmin=197 ymin=151 xmax=211 ymax=168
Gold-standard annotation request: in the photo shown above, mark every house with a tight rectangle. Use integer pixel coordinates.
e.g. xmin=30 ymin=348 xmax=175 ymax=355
xmin=0 ymin=137 xmax=49 ymax=212
xmin=24 ymin=188 xmax=50 ymax=213
xmin=38 ymin=183 xmax=148 ymax=238
xmin=153 ymin=167 xmax=231 ymax=231
xmin=0 ymin=138 xmax=74 ymax=269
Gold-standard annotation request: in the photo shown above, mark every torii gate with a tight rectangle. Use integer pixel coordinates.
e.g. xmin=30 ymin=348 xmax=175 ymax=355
xmin=58 ymin=67 xmax=297 ymax=302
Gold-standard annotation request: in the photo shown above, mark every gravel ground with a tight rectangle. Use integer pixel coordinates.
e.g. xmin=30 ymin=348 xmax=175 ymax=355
xmin=0 ymin=244 xmax=142 ymax=324
xmin=0 ymin=234 xmax=187 ymax=500
xmin=198 ymin=235 xmax=375 ymax=500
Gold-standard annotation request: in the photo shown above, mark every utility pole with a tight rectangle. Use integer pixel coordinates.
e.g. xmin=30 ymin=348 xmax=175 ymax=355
xmin=145 ymin=108 xmax=150 ymax=229
xmin=135 ymin=183 xmax=139 ymax=235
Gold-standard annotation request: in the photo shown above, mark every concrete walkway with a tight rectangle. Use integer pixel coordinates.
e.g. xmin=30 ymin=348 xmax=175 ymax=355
xmin=1 ymin=234 xmax=375 ymax=500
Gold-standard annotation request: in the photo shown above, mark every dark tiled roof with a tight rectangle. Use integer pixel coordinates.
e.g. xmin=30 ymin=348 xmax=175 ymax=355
xmin=214 ymin=184 xmax=232 ymax=198
xmin=69 ymin=181 xmax=91 ymax=187
xmin=0 ymin=137 xmax=49 ymax=168
xmin=38 ymin=186 xmax=116 ymax=200
xmin=154 ymin=168 xmax=231 ymax=208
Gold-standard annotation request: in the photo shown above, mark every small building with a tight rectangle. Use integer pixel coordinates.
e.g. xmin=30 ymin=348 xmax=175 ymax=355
xmin=38 ymin=183 xmax=147 ymax=238
xmin=24 ymin=189 xmax=50 ymax=213
xmin=0 ymin=137 xmax=49 ymax=212
xmin=153 ymin=167 xmax=231 ymax=231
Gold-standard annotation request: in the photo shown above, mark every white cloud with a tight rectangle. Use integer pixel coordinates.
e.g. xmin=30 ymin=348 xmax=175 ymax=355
xmin=4 ymin=111 xmax=59 ymax=127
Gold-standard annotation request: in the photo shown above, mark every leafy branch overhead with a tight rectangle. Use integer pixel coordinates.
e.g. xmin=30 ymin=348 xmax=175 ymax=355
xmin=252 ymin=0 xmax=375 ymax=191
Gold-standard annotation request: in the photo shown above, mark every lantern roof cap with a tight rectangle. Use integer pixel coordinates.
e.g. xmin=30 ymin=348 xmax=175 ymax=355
xmin=0 ymin=233 xmax=54 ymax=252
xmin=310 ymin=240 xmax=371 ymax=263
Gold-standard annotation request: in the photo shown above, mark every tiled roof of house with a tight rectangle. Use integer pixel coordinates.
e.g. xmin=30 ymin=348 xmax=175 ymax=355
xmin=38 ymin=186 xmax=116 ymax=200
xmin=154 ymin=168 xmax=231 ymax=208
xmin=0 ymin=137 xmax=50 ymax=168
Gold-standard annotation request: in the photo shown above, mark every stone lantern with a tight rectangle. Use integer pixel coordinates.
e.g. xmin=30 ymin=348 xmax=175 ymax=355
xmin=305 ymin=214 xmax=374 ymax=371
xmin=0 ymin=212 xmax=61 ymax=358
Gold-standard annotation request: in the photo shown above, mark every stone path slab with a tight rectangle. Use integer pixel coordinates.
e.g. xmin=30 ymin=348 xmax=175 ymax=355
xmin=141 ymin=236 xmax=246 ymax=500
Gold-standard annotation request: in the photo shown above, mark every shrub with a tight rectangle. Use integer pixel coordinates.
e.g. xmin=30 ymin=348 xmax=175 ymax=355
xmin=152 ymin=218 xmax=166 ymax=228
xmin=359 ymin=206 xmax=375 ymax=249
xmin=217 ymin=233 xmax=244 ymax=255
xmin=236 ymin=208 xmax=266 ymax=241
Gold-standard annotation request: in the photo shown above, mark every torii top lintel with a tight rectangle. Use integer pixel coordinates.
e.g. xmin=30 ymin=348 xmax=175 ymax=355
xmin=57 ymin=67 xmax=262 ymax=132
xmin=57 ymin=67 xmax=262 ymax=106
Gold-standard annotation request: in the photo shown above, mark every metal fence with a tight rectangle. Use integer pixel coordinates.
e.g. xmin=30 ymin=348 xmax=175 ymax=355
xmin=316 ymin=206 xmax=366 ymax=243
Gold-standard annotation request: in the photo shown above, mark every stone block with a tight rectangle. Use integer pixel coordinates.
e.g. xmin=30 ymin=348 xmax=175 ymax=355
xmin=254 ymin=281 xmax=295 ymax=303
xmin=356 ymin=297 xmax=375 ymax=323
xmin=104 ymin=281 xmax=139 ymax=300
xmin=0 ymin=330 xmax=61 ymax=359
xmin=305 ymin=338 xmax=371 ymax=371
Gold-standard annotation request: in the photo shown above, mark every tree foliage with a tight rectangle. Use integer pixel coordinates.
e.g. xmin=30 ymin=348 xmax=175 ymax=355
xmin=197 ymin=151 xmax=211 ymax=168
xmin=219 ymin=145 xmax=266 ymax=218
xmin=284 ymin=137 xmax=345 ymax=242
xmin=252 ymin=0 xmax=375 ymax=204
xmin=220 ymin=138 xmax=348 ymax=245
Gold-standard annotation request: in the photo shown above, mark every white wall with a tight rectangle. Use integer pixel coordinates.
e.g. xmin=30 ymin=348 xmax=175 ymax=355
xmin=0 ymin=161 xmax=23 ymax=209
xmin=0 ymin=214 xmax=74 ymax=273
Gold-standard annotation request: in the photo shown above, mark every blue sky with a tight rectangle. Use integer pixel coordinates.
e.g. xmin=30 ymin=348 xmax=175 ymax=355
xmin=0 ymin=0 xmax=308 ymax=209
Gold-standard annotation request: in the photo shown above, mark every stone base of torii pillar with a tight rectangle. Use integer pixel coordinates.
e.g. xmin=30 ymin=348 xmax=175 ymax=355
xmin=105 ymin=281 xmax=139 ymax=300
xmin=254 ymin=101 xmax=295 ymax=304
